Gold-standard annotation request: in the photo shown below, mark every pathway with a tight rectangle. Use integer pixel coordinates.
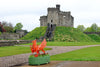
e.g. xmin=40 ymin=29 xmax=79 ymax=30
xmin=0 ymin=45 xmax=99 ymax=67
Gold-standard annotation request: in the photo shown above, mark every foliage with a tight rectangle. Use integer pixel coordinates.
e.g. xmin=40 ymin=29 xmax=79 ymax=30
xmin=19 ymin=42 xmax=100 ymax=46
xmin=97 ymin=27 xmax=100 ymax=32
xmin=51 ymin=46 xmax=100 ymax=61
xmin=0 ymin=46 xmax=51 ymax=57
xmin=20 ymin=27 xmax=47 ymax=40
xmin=84 ymin=23 xmax=99 ymax=32
xmin=91 ymin=23 xmax=98 ymax=32
xmin=0 ymin=26 xmax=2 ymax=32
xmin=3 ymin=26 xmax=13 ymax=33
xmin=84 ymin=27 xmax=92 ymax=32
xmin=1 ymin=21 xmax=13 ymax=33
xmin=14 ymin=23 xmax=23 ymax=31
xmin=1 ymin=21 xmax=13 ymax=27
xmin=54 ymin=27 xmax=95 ymax=42
xmin=77 ymin=25 xmax=85 ymax=32
xmin=87 ymin=34 xmax=100 ymax=42
xmin=0 ymin=32 xmax=1 ymax=35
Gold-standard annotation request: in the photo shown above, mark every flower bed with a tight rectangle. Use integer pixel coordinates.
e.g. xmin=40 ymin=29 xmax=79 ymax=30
xmin=29 ymin=54 xmax=50 ymax=65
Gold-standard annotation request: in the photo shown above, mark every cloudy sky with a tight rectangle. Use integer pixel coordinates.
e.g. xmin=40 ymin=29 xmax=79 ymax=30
xmin=0 ymin=0 xmax=100 ymax=31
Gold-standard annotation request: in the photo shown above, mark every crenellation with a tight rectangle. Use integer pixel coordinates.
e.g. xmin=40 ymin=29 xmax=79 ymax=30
xmin=40 ymin=4 xmax=74 ymax=27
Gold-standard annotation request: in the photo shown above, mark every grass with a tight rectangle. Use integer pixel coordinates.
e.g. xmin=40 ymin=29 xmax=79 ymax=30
xmin=20 ymin=27 xmax=47 ymax=40
xmin=54 ymin=27 xmax=95 ymax=42
xmin=0 ymin=46 xmax=52 ymax=57
xmin=18 ymin=42 xmax=100 ymax=46
xmin=88 ymin=34 xmax=100 ymax=42
xmin=21 ymin=26 xmax=96 ymax=42
xmin=51 ymin=46 xmax=100 ymax=61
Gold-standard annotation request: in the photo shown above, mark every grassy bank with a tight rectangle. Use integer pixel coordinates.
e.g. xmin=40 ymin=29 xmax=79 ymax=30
xmin=54 ymin=27 xmax=95 ymax=42
xmin=51 ymin=46 xmax=100 ymax=61
xmin=0 ymin=46 xmax=51 ymax=57
xmin=21 ymin=27 xmax=47 ymax=40
xmin=21 ymin=26 xmax=97 ymax=42
xmin=88 ymin=34 xmax=100 ymax=42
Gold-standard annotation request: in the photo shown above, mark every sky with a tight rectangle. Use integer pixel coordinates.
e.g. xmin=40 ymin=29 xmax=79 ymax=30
xmin=0 ymin=0 xmax=100 ymax=31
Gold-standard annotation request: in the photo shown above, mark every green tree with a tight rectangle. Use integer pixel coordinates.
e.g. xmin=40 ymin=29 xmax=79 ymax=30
xmin=91 ymin=23 xmax=98 ymax=32
xmin=4 ymin=26 xmax=13 ymax=33
xmin=97 ymin=27 xmax=100 ymax=32
xmin=84 ymin=27 xmax=92 ymax=32
xmin=77 ymin=25 xmax=85 ymax=32
xmin=14 ymin=23 xmax=23 ymax=31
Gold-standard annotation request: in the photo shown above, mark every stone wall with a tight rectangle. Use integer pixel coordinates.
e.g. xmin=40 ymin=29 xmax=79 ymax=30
xmin=40 ymin=4 xmax=74 ymax=27
xmin=0 ymin=40 xmax=32 ymax=47
xmin=0 ymin=33 xmax=20 ymax=40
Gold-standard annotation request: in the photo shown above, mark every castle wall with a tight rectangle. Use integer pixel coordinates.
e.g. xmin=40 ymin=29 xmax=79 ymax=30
xmin=40 ymin=5 xmax=74 ymax=27
xmin=47 ymin=8 xmax=59 ymax=25
xmin=0 ymin=33 xmax=19 ymax=40
xmin=40 ymin=16 xmax=47 ymax=26
xmin=58 ymin=12 xmax=73 ymax=27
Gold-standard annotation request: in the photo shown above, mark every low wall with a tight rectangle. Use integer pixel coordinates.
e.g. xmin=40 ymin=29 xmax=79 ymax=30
xmin=0 ymin=40 xmax=32 ymax=47
xmin=0 ymin=33 xmax=20 ymax=40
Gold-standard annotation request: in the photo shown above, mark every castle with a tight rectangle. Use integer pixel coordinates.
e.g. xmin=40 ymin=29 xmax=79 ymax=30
xmin=40 ymin=4 xmax=74 ymax=27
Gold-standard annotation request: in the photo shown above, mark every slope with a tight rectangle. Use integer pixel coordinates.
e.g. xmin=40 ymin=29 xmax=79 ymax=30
xmin=21 ymin=26 xmax=95 ymax=42
xmin=54 ymin=27 xmax=95 ymax=42
xmin=21 ymin=27 xmax=47 ymax=40
xmin=87 ymin=34 xmax=100 ymax=42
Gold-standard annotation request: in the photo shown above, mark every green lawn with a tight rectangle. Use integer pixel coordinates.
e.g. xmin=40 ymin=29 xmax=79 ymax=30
xmin=18 ymin=42 xmax=100 ymax=46
xmin=51 ymin=46 xmax=100 ymax=61
xmin=0 ymin=46 xmax=51 ymax=57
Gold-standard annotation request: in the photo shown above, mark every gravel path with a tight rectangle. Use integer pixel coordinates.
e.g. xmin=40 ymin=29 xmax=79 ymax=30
xmin=0 ymin=45 xmax=100 ymax=67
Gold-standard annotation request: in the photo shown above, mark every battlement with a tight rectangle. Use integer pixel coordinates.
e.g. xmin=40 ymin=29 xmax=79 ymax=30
xmin=40 ymin=4 xmax=74 ymax=27
xmin=47 ymin=8 xmax=59 ymax=12
xmin=40 ymin=16 xmax=47 ymax=19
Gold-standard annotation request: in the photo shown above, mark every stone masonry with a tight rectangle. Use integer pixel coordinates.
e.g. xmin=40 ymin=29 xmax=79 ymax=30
xmin=40 ymin=4 xmax=74 ymax=27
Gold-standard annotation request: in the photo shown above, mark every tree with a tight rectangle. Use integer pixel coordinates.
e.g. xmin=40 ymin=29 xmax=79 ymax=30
xmin=14 ymin=23 xmax=23 ymax=31
xmin=0 ymin=21 xmax=14 ymax=33
xmin=97 ymin=27 xmax=100 ymax=32
xmin=91 ymin=23 xmax=98 ymax=32
xmin=84 ymin=27 xmax=92 ymax=32
xmin=3 ymin=26 xmax=13 ymax=32
xmin=77 ymin=25 xmax=85 ymax=32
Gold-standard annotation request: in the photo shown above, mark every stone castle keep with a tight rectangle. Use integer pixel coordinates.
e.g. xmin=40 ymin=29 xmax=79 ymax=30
xmin=40 ymin=4 xmax=74 ymax=27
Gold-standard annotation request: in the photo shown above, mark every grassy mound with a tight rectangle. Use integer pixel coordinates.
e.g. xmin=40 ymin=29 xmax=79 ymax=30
xmin=21 ymin=27 xmax=47 ymax=40
xmin=54 ymin=27 xmax=95 ymax=42
xmin=88 ymin=34 xmax=100 ymax=42
xmin=21 ymin=26 xmax=95 ymax=42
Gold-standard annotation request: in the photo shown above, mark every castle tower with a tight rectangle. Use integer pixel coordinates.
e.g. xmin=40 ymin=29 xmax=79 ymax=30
xmin=40 ymin=5 xmax=74 ymax=27
xmin=56 ymin=4 xmax=60 ymax=10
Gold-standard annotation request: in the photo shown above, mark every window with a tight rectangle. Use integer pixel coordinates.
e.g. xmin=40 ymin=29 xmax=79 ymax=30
xmin=51 ymin=20 xmax=53 ymax=23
